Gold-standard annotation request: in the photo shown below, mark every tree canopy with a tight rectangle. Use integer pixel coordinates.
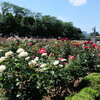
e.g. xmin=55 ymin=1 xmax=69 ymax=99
xmin=0 ymin=2 xmax=84 ymax=39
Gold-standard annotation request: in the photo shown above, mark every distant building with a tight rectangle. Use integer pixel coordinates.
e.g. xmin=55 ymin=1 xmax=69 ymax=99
xmin=82 ymin=31 xmax=90 ymax=38
xmin=96 ymin=36 xmax=100 ymax=39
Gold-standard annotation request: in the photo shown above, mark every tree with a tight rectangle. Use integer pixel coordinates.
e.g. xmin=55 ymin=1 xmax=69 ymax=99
xmin=20 ymin=16 xmax=35 ymax=37
xmin=1 ymin=13 xmax=19 ymax=37
xmin=1 ymin=2 xmax=12 ymax=16
xmin=90 ymin=31 xmax=100 ymax=36
xmin=0 ymin=1 xmax=84 ymax=40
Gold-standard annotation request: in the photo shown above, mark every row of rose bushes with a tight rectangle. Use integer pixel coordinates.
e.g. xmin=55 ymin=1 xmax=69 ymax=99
xmin=0 ymin=37 xmax=100 ymax=100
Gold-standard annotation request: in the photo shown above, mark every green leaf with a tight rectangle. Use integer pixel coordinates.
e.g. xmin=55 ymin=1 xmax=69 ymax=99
xmin=0 ymin=77 xmax=3 ymax=81
xmin=0 ymin=73 xmax=2 ymax=77
xmin=8 ymin=75 xmax=13 ymax=78
xmin=50 ymin=71 xmax=54 ymax=75
xmin=30 ymin=74 xmax=36 ymax=77
xmin=16 ymin=82 xmax=20 ymax=86
xmin=16 ymin=92 xmax=21 ymax=97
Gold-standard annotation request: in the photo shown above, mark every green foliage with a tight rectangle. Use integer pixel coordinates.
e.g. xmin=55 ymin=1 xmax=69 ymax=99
xmin=0 ymin=39 xmax=99 ymax=99
xmin=65 ymin=87 xmax=99 ymax=100
xmin=81 ymin=73 xmax=100 ymax=93
xmin=94 ymin=65 xmax=100 ymax=72
xmin=0 ymin=2 xmax=83 ymax=39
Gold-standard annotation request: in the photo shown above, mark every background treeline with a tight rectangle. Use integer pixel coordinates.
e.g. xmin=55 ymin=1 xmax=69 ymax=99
xmin=0 ymin=2 xmax=84 ymax=39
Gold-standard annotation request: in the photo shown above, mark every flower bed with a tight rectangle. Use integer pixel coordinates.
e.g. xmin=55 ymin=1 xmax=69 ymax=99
xmin=0 ymin=37 xmax=100 ymax=100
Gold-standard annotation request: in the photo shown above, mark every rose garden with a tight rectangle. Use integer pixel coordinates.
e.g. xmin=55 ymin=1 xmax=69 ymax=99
xmin=0 ymin=2 xmax=100 ymax=100
xmin=0 ymin=37 xmax=100 ymax=100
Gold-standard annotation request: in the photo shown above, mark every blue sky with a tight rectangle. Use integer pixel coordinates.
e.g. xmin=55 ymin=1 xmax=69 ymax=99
xmin=0 ymin=0 xmax=100 ymax=33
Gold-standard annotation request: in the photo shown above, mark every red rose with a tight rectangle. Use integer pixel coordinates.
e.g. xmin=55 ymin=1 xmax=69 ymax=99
xmin=56 ymin=45 xmax=60 ymax=47
xmin=65 ymin=38 xmax=68 ymax=41
xmin=59 ymin=57 xmax=64 ymax=61
xmin=68 ymin=55 xmax=75 ymax=60
xmin=83 ymin=46 xmax=88 ymax=49
xmin=89 ymin=41 xmax=93 ymax=44
xmin=59 ymin=57 xmax=66 ymax=61
xmin=95 ymin=46 xmax=99 ymax=49
xmin=63 ymin=62 xmax=67 ymax=65
xmin=83 ymin=41 xmax=88 ymax=45
xmin=41 ymin=47 xmax=46 ymax=50
xmin=28 ymin=43 xmax=33 ymax=45
xmin=60 ymin=38 xmax=65 ymax=41
xmin=75 ymin=44 xmax=79 ymax=47
xmin=92 ymin=44 xmax=96 ymax=48
xmin=38 ymin=50 xmax=47 ymax=54
xmin=31 ymin=55 xmax=35 ymax=58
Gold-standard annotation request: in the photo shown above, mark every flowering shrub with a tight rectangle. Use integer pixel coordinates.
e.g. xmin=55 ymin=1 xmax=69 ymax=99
xmin=0 ymin=37 xmax=99 ymax=99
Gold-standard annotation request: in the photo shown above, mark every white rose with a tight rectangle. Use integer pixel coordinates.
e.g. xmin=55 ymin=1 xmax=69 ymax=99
xmin=60 ymin=59 xmax=66 ymax=62
xmin=41 ymin=68 xmax=47 ymax=71
xmin=53 ymin=60 xmax=59 ymax=65
xmin=40 ymin=64 xmax=47 ymax=68
xmin=28 ymin=60 xmax=37 ymax=66
xmin=34 ymin=57 xmax=39 ymax=61
xmin=0 ymin=49 xmax=3 ymax=52
xmin=0 ymin=57 xmax=6 ymax=63
xmin=16 ymin=48 xmax=25 ymax=53
xmin=55 ymin=42 xmax=57 ymax=44
xmin=0 ymin=65 xmax=6 ymax=72
xmin=42 ymin=53 xmax=47 ymax=56
xmin=36 ymin=68 xmax=47 ymax=72
xmin=59 ymin=64 xmax=63 ymax=67
xmin=25 ymin=57 xmax=30 ymax=60
xmin=18 ymin=51 xmax=28 ymax=58
xmin=5 ymin=51 xmax=13 ymax=57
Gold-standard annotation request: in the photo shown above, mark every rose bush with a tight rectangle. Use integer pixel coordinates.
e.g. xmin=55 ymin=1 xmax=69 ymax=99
xmin=0 ymin=37 xmax=99 ymax=100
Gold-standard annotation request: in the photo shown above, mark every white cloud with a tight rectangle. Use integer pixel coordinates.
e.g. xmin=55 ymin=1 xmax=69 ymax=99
xmin=57 ymin=16 xmax=67 ymax=22
xmin=69 ymin=0 xmax=87 ymax=6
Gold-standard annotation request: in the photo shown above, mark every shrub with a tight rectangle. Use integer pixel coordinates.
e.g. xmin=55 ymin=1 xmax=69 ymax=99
xmin=65 ymin=87 xmax=99 ymax=100
xmin=94 ymin=65 xmax=100 ymax=72
xmin=80 ymin=73 xmax=100 ymax=94
xmin=0 ymin=38 xmax=99 ymax=99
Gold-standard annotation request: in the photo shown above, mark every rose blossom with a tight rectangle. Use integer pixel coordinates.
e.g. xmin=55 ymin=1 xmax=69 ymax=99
xmin=25 ymin=57 xmax=30 ymax=60
xmin=0 ymin=49 xmax=3 ymax=52
xmin=55 ymin=45 xmax=60 ymax=47
xmin=60 ymin=38 xmax=65 ymax=41
xmin=83 ymin=41 xmax=88 ymax=45
xmin=59 ymin=58 xmax=66 ymax=62
xmin=59 ymin=64 xmax=63 ymax=67
xmin=34 ymin=57 xmax=39 ymax=61
xmin=18 ymin=51 xmax=28 ymax=58
xmin=38 ymin=50 xmax=47 ymax=54
xmin=68 ymin=55 xmax=75 ymax=60
xmin=5 ymin=51 xmax=13 ymax=57
xmin=75 ymin=44 xmax=79 ymax=47
xmin=89 ymin=41 xmax=93 ymax=44
xmin=28 ymin=60 xmax=37 ymax=66
xmin=83 ymin=46 xmax=88 ymax=49
xmin=41 ymin=47 xmax=46 ymax=50
xmin=42 ymin=53 xmax=47 ymax=56
xmin=40 ymin=64 xmax=47 ymax=67
xmin=0 ymin=57 xmax=6 ymax=63
xmin=92 ymin=44 xmax=96 ymax=48
xmin=53 ymin=60 xmax=59 ymax=65
xmin=0 ymin=65 xmax=6 ymax=72
xmin=28 ymin=43 xmax=33 ymax=45
xmin=16 ymin=48 xmax=25 ymax=53
xmin=65 ymin=38 xmax=68 ymax=41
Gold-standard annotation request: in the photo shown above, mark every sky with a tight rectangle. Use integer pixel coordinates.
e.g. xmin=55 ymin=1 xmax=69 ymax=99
xmin=0 ymin=0 xmax=100 ymax=34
